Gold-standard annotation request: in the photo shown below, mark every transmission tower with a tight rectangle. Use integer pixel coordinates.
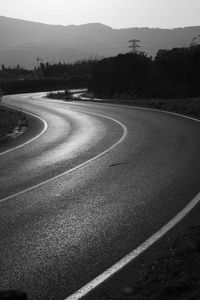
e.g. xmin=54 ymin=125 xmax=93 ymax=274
xmin=128 ymin=39 xmax=141 ymax=54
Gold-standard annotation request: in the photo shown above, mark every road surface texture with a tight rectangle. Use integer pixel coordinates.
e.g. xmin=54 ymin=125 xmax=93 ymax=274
xmin=0 ymin=93 xmax=200 ymax=300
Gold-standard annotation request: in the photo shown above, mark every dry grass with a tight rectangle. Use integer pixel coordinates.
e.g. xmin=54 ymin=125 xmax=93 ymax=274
xmin=0 ymin=105 xmax=27 ymax=144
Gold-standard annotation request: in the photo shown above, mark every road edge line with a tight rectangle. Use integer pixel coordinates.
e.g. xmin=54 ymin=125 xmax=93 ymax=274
xmin=0 ymin=111 xmax=127 ymax=204
xmin=65 ymin=191 xmax=200 ymax=300
xmin=2 ymin=96 xmax=200 ymax=299
xmin=0 ymin=103 xmax=48 ymax=156
xmin=64 ymin=97 xmax=200 ymax=300
xmin=76 ymin=94 xmax=200 ymax=124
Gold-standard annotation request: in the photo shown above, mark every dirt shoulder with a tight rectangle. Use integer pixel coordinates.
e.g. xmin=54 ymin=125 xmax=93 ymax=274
xmin=47 ymin=91 xmax=200 ymax=121
xmin=81 ymin=94 xmax=200 ymax=121
xmin=0 ymin=104 xmax=27 ymax=146
xmin=72 ymin=95 xmax=200 ymax=299
xmin=85 ymin=199 xmax=200 ymax=300
xmin=5 ymin=93 xmax=200 ymax=299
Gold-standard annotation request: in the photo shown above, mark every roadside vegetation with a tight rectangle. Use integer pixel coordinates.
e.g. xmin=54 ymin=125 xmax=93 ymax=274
xmin=1 ymin=44 xmax=200 ymax=100
xmin=96 ymin=223 xmax=200 ymax=300
xmin=82 ymin=96 xmax=200 ymax=119
xmin=131 ymin=225 xmax=200 ymax=299
xmin=0 ymin=61 xmax=92 ymax=94
xmin=44 ymin=44 xmax=200 ymax=119
xmin=134 ymin=98 xmax=200 ymax=119
xmin=0 ymin=43 xmax=200 ymax=298
xmin=0 ymin=105 xmax=27 ymax=145
xmin=88 ymin=45 xmax=200 ymax=99
xmin=47 ymin=89 xmax=74 ymax=100
xmin=46 ymin=91 xmax=200 ymax=120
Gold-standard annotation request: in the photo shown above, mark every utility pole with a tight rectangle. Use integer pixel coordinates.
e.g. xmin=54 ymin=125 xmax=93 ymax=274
xmin=128 ymin=39 xmax=141 ymax=54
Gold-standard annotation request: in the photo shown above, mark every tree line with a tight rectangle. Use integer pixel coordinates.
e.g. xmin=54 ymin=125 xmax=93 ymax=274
xmin=0 ymin=44 xmax=200 ymax=98
xmin=89 ymin=44 xmax=200 ymax=99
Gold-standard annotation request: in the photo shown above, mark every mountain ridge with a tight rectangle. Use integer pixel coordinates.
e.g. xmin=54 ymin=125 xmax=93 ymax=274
xmin=0 ymin=15 xmax=200 ymax=68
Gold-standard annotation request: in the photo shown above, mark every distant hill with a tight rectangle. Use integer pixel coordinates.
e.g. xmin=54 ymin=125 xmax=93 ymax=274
xmin=0 ymin=16 xmax=200 ymax=68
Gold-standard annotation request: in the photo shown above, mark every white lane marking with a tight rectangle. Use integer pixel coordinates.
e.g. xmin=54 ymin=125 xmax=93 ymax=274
xmin=110 ymin=103 xmax=200 ymax=123
xmin=2 ymin=95 xmax=200 ymax=299
xmin=70 ymin=94 xmax=200 ymax=124
xmin=66 ymin=192 xmax=200 ymax=300
xmin=64 ymin=97 xmax=200 ymax=300
xmin=0 ymin=103 xmax=48 ymax=156
xmin=73 ymin=92 xmax=200 ymax=121
xmin=0 ymin=111 xmax=127 ymax=204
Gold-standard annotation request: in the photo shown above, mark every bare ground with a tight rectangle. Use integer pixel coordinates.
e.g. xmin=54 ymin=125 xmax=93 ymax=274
xmin=0 ymin=105 xmax=27 ymax=145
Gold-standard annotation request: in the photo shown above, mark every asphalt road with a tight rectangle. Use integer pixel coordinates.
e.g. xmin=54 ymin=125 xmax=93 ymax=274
xmin=0 ymin=93 xmax=200 ymax=300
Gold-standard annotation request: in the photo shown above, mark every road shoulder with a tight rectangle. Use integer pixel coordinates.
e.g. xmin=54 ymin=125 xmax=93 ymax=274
xmin=0 ymin=104 xmax=45 ymax=154
xmin=85 ymin=197 xmax=200 ymax=300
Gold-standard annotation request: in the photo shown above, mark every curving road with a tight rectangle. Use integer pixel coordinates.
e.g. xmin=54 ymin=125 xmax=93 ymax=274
xmin=0 ymin=93 xmax=200 ymax=299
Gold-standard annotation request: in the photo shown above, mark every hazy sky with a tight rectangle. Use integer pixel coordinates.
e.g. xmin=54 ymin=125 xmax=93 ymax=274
xmin=0 ymin=0 xmax=199 ymax=28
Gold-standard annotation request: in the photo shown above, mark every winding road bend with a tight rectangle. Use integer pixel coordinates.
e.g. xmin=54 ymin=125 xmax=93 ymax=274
xmin=0 ymin=93 xmax=200 ymax=299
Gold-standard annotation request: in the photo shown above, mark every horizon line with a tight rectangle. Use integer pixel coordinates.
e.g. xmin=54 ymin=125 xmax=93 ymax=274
xmin=0 ymin=14 xmax=200 ymax=30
